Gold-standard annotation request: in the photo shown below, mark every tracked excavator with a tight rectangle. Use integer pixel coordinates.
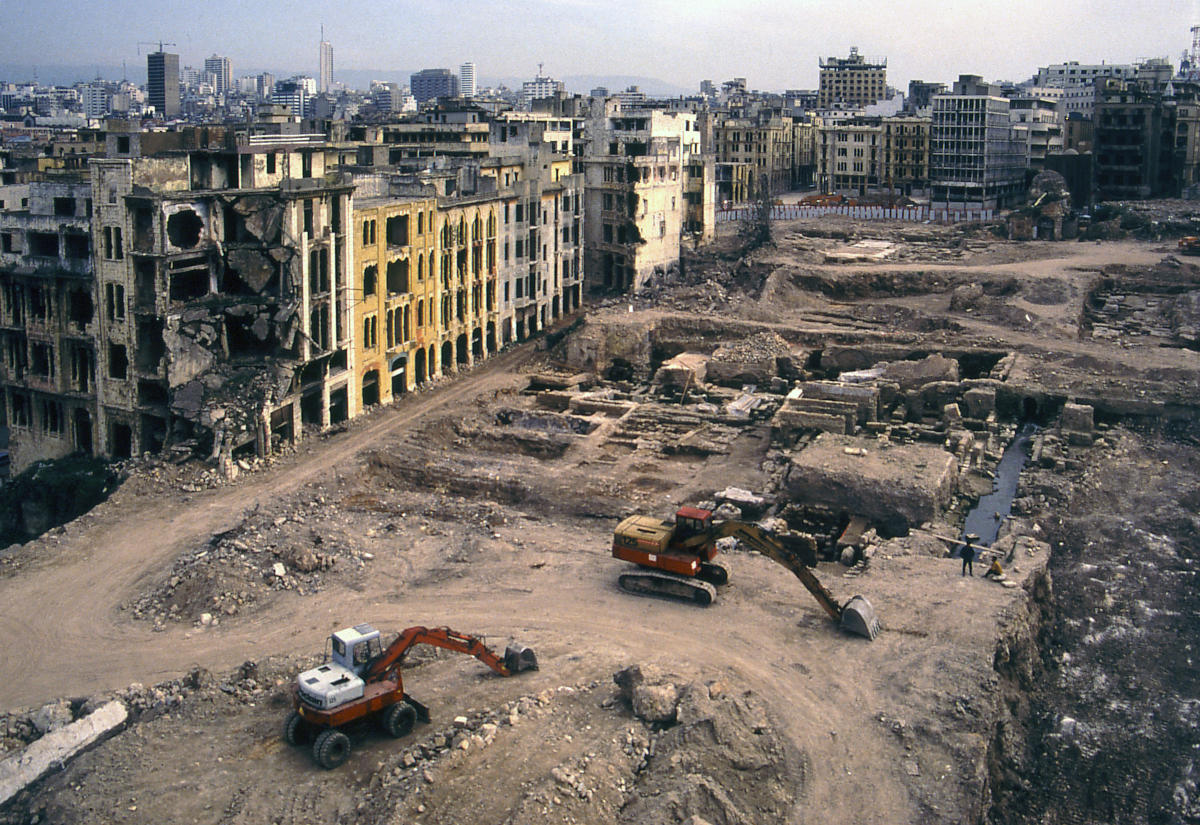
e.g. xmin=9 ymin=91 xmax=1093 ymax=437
xmin=284 ymin=624 xmax=538 ymax=768
xmin=612 ymin=506 xmax=881 ymax=640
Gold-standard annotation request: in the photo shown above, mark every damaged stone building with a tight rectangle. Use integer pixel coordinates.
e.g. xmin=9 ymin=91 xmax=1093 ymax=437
xmin=583 ymin=102 xmax=711 ymax=292
xmin=0 ymin=179 xmax=97 ymax=470
xmin=89 ymin=130 xmax=354 ymax=469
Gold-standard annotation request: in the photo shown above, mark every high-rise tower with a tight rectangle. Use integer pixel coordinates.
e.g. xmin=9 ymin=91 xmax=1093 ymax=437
xmin=459 ymin=62 xmax=476 ymax=99
xmin=319 ymin=28 xmax=333 ymax=93
xmin=147 ymin=50 xmax=180 ymax=117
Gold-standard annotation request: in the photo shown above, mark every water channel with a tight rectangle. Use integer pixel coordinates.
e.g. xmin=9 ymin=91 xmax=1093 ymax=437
xmin=961 ymin=421 xmax=1038 ymax=546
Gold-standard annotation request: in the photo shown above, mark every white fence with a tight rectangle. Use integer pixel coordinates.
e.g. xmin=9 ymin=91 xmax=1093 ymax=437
xmin=716 ymin=204 xmax=995 ymax=224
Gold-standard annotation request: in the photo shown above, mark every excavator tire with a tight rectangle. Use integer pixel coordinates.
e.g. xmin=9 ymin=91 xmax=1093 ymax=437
xmin=313 ymin=728 xmax=351 ymax=769
xmin=284 ymin=710 xmax=311 ymax=745
xmin=382 ymin=702 xmax=417 ymax=738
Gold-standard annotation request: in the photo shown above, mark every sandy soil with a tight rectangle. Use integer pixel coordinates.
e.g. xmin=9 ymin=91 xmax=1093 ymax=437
xmin=1 ymin=225 xmax=1196 ymax=825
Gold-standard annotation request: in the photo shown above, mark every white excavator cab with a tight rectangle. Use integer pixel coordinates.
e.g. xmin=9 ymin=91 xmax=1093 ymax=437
xmin=330 ymin=624 xmax=384 ymax=676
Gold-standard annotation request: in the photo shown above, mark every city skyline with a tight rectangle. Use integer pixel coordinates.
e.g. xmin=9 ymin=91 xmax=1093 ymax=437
xmin=0 ymin=0 xmax=1192 ymax=92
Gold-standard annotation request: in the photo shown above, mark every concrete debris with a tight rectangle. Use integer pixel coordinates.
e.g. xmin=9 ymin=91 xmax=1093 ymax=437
xmin=0 ymin=701 xmax=128 ymax=807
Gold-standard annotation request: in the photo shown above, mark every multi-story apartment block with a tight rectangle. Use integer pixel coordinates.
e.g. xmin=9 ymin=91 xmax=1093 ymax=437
xmin=792 ymin=118 xmax=818 ymax=188
xmin=1174 ymin=82 xmax=1200 ymax=191
xmin=1008 ymin=94 xmax=1065 ymax=166
xmin=88 ymin=131 xmax=354 ymax=467
xmin=817 ymin=119 xmax=883 ymax=195
xmin=348 ymin=106 xmax=491 ymax=165
xmin=347 ymin=145 xmax=583 ymax=410
xmin=204 ymin=55 xmax=233 ymax=97
xmin=818 ymin=48 xmax=887 ymax=110
xmin=350 ymin=187 xmax=437 ymax=411
xmin=1094 ymin=77 xmax=1180 ymax=199
xmin=882 ymin=116 xmax=931 ymax=196
xmin=714 ymin=113 xmax=794 ymax=197
xmin=411 ymin=69 xmax=459 ymax=103
xmin=1035 ymin=61 xmax=1138 ymax=89
xmin=930 ymin=75 xmax=1028 ymax=210
xmin=582 ymin=103 xmax=702 ymax=292
xmin=905 ymin=81 xmax=947 ymax=114
xmin=0 ymin=180 xmax=97 ymax=471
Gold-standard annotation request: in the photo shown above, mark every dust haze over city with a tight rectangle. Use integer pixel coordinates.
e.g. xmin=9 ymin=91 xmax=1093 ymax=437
xmin=0 ymin=2 xmax=1198 ymax=824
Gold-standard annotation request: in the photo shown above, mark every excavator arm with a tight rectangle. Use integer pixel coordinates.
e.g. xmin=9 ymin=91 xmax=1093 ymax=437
xmin=715 ymin=521 xmax=881 ymax=640
xmin=366 ymin=626 xmax=537 ymax=682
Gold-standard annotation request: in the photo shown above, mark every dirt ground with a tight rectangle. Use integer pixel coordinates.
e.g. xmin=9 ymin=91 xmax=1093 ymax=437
xmin=1 ymin=218 xmax=1198 ymax=825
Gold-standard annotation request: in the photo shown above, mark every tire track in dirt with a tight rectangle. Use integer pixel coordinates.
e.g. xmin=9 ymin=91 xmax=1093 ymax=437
xmin=0 ymin=344 xmax=536 ymax=709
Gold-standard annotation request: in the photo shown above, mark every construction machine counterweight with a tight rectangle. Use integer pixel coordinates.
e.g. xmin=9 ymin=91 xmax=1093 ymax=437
xmin=612 ymin=507 xmax=881 ymax=640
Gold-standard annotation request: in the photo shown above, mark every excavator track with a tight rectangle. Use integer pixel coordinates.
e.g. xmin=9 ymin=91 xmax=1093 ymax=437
xmin=618 ymin=570 xmax=718 ymax=606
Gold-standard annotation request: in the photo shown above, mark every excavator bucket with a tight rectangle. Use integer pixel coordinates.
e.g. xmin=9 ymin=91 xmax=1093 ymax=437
xmin=840 ymin=596 xmax=881 ymax=641
xmin=503 ymin=643 xmax=538 ymax=673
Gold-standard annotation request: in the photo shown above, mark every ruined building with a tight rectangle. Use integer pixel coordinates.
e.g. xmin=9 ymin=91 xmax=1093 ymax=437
xmin=348 ymin=131 xmax=583 ymax=411
xmin=89 ymin=130 xmax=353 ymax=469
xmin=714 ymin=112 xmax=795 ymax=198
xmin=582 ymin=103 xmax=711 ymax=292
xmin=0 ymin=179 xmax=97 ymax=470
xmin=1093 ymin=77 xmax=1200 ymax=199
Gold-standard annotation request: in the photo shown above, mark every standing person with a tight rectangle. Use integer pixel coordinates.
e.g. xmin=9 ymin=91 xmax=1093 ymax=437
xmin=960 ymin=534 xmax=979 ymax=576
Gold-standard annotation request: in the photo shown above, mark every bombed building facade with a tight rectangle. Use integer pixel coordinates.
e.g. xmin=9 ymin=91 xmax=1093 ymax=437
xmin=88 ymin=134 xmax=354 ymax=470
xmin=0 ymin=180 xmax=97 ymax=469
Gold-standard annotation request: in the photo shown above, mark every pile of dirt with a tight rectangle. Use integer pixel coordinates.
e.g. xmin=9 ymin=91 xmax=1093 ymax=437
xmin=121 ymin=496 xmax=378 ymax=628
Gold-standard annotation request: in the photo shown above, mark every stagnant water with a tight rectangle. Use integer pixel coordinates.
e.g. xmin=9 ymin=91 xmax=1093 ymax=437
xmin=961 ymin=421 xmax=1038 ymax=546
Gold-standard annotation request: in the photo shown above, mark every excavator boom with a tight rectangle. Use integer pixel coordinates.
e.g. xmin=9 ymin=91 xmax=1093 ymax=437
xmin=367 ymin=626 xmax=538 ymax=681
xmin=715 ymin=521 xmax=880 ymax=640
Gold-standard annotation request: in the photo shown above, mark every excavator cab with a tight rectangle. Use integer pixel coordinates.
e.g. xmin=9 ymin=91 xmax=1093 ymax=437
xmin=331 ymin=624 xmax=384 ymax=676
xmin=673 ymin=506 xmax=713 ymax=539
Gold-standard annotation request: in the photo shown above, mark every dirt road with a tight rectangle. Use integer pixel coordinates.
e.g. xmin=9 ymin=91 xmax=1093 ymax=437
xmin=0 ymin=344 xmax=536 ymax=709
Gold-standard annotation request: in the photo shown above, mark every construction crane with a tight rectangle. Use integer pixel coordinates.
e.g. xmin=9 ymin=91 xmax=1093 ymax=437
xmin=136 ymin=41 xmax=177 ymax=55
xmin=285 ymin=624 xmax=537 ymax=768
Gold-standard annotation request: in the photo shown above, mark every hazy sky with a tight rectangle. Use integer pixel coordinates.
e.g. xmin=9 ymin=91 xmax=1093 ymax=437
xmin=3 ymin=0 xmax=1194 ymax=90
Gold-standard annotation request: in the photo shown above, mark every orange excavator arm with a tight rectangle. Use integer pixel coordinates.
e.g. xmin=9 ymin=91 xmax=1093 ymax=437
xmin=713 ymin=520 xmax=881 ymax=639
xmin=365 ymin=626 xmax=531 ymax=682
xmin=714 ymin=522 xmax=843 ymax=620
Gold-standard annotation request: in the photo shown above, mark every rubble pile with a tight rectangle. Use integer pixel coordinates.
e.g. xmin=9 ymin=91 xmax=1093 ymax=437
xmin=122 ymin=500 xmax=375 ymax=629
xmin=1083 ymin=259 xmax=1200 ymax=347
xmin=706 ymin=331 xmax=797 ymax=387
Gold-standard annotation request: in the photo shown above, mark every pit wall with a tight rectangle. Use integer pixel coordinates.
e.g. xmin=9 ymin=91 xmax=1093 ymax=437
xmin=981 ymin=560 xmax=1053 ymax=824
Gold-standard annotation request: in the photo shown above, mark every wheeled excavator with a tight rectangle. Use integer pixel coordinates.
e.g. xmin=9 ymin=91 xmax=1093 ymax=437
xmin=612 ymin=506 xmax=881 ymax=640
xmin=284 ymin=624 xmax=538 ymax=768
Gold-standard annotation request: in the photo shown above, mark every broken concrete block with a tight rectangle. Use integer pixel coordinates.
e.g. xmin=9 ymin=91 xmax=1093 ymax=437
xmin=1061 ymin=403 xmax=1094 ymax=433
xmin=613 ymin=664 xmax=666 ymax=703
xmin=797 ymin=381 xmax=879 ymax=423
xmin=0 ymin=701 xmax=127 ymax=807
xmin=943 ymin=403 xmax=962 ymax=425
xmin=654 ymin=352 xmax=708 ymax=387
xmin=30 ymin=701 xmax=73 ymax=735
xmin=881 ymin=354 xmax=960 ymax=390
xmin=716 ymin=487 xmax=764 ymax=513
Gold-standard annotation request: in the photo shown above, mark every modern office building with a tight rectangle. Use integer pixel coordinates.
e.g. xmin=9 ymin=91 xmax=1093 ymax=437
xmin=146 ymin=50 xmax=180 ymax=118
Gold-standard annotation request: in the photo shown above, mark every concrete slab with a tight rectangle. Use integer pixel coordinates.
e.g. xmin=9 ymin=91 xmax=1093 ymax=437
xmin=0 ymin=700 xmax=127 ymax=806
